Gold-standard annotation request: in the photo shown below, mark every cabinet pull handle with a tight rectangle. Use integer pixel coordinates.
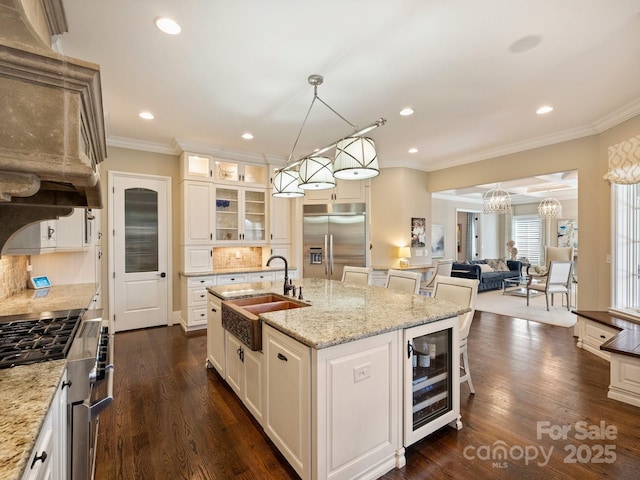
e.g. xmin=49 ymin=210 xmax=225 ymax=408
xmin=600 ymin=335 xmax=606 ymax=339
xmin=31 ymin=451 xmax=48 ymax=469
xmin=211 ymin=307 xmax=217 ymax=312
xmin=200 ymin=294 xmax=205 ymax=298
xmin=407 ymin=341 xmax=414 ymax=359
xmin=61 ymin=380 xmax=73 ymax=390
xmin=277 ymin=353 xmax=288 ymax=362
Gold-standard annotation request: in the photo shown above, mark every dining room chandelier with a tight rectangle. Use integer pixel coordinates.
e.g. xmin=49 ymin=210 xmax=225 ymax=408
xmin=272 ymin=74 xmax=386 ymax=198
xmin=482 ymin=184 xmax=512 ymax=214
xmin=538 ymin=196 xmax=562 ymax=218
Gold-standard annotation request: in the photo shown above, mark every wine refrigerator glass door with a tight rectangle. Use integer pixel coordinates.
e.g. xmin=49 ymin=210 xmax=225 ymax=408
xmin=404 ymin=316 xmax=460 ymax=446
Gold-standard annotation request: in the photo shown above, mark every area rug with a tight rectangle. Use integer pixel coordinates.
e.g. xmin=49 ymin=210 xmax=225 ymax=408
xmin=475 ymin=288 xmax=577 ymax=328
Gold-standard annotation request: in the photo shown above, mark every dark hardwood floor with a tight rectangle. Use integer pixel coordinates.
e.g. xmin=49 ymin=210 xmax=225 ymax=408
xmin=95 ymin=312 xmax=640 ymax=480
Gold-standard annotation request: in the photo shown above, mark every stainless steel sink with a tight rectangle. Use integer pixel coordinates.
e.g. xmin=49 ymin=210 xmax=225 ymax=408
xmin=221 ymin=294 xmax=309 ymax=350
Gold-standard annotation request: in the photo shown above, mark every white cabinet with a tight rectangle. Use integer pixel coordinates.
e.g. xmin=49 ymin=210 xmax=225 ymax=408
xmin=182 ymin=181 xmax=215 ymax=244
xmin=4 ymin=209 xmax=89 ymax=255
xmin=225 ymin=331 xmax=264 ymax=425
xmin=403 ymin=316 xmax=460 ymax=446
xmin=608 ymin=353 xmax=640 ymax=407
xmin=22 ymin=371 xmax=68 ymax=480
xmin=214 ymin=158 xmax=268 ymax=186
xmin=55 ymin=209 xmax=87 ymax=251
xmin=207 ymin=293 xmax=225 ymax=376
xmin=313 ymin=330 xmax=400 ymax=480
xmin=303 ymin=179 xmax=366 ymax=204
xmin=181 ymin=152 xmax=215 ymax=181
xmin=215 ymin=186 xmax=267 ymax=244
xmin=263 ymin=324 xmax=311 ymax=480
xmin=247 ymin=271 xmax=275 ymax=282
xmin=180 ymin=275 xmax=216 ymax=332
xmin=577 ymin=318 xmax=619 ymax=361
xmin=216 ymin=273 xmax=248 ymax=285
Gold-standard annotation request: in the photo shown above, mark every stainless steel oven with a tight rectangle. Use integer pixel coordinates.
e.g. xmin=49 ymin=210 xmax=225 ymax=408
xmin=66 ymin=310 xmax=113 ymax=480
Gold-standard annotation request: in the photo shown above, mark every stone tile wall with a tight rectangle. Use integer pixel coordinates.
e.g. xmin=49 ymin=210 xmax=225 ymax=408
xmin=0 ymin=256 xmax=29 ymax=301
xmin=213 ymin=247 xmax=263 ymax=269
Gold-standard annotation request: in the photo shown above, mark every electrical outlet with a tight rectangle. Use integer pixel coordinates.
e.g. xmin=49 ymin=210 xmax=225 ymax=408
xmin=606 ymin=254 xmax=611 ymax=264
xmin=235 ymin=249 xmax=240 ymax=259
xmin=354 ymin=363 xmax=371 ymax=383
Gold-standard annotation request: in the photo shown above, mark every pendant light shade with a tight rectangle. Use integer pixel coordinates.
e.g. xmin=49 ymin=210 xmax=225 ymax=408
xmin=298 ymin=156 xmax=336 ymax=190
xmin=538 ymin=197 xmax=562 ymax=218
xmin=482 ymin=184 xmax=512 ymax=214
xmin=333 ymin=137 xmax=380 ymax=180
xmin=272 ymin=169 xmax=304 ymax=197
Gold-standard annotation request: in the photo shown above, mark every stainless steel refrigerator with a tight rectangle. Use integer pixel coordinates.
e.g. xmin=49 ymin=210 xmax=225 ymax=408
xmin=303 ymin=203 xmax=367 ymax=280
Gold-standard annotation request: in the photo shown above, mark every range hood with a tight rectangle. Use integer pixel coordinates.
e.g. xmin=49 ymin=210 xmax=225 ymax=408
xmin=0 ymin=0 xmax=106 ymax=252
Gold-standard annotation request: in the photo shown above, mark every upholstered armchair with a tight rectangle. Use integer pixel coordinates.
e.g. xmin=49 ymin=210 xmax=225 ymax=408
xmin=527 ymin=246 xmax=574 ymax=277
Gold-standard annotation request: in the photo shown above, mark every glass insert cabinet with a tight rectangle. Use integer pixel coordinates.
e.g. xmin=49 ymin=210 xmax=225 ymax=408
xmin=403 ymin=316 xmax=461 ymax=446
xmin=215 ymin=187 xmax=266 ymax=243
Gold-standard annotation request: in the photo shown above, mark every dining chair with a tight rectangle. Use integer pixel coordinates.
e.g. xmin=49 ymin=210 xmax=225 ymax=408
xmin=384 ymin=269 xmax=421 ymax=294
xmin=432 ymin=275 xmax=479 ymax=394
xmin=526 ymin=260 xmax=573 ymax=311
xmin=341 ymin=266 xmax=372 ymax=286
xmin=419 ymin=259 xmax=454 ymax=296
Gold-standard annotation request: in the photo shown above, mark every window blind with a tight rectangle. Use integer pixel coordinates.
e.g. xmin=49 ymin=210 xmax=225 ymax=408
xmin=513 ymin=216 xmax=542 ymax=266
xmin=612 ymin=183 xmax=640 ymax=319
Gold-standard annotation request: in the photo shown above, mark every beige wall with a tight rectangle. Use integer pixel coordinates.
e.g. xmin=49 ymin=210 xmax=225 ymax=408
xmin=426 ymin=113 xmax=640 ymax=311
xmin=100 ymin=147 xmax=181 ymax=318
xmin=371 ymin=168 xmax=431 ymax=267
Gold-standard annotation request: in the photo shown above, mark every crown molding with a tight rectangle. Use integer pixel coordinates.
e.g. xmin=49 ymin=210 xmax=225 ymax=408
xmin=107 ymin=136 xmax=179 ymax=155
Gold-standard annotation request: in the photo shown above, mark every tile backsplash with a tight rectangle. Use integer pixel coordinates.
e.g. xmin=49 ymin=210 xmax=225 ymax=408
xmin=213 ymin=247 xmax=263 ymax=269
xmin=0 ymin=255 xmax=29 ymax=301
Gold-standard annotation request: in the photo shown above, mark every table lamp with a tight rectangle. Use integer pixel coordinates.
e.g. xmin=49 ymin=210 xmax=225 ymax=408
xmin=398 ymin=247 xmax=411 ymax=267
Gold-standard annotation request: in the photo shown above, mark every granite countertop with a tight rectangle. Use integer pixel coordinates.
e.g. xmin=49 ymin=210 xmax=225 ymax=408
xmin=371 ymin=265 xmax=434 ymax=271
xmin=180 ymin=266 xmax=295 ymax=277
xmin=0 ymin=283 xmax=98 ymax=480
xmin=0 ymin=360 xmax=66 ymax=480
xmin=0 ymin=283 xmax=98 ymax=316
xmin=209 ymin=278 xmax=467 ymax=349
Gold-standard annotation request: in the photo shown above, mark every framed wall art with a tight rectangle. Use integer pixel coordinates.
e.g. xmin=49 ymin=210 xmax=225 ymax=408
xmin=557 ymin=219 xmax=578 ymax=251
xmin=431 ymin=224 xmax=445 ymax=258
xmin=411 ymin=217 xmax=426 ymax=247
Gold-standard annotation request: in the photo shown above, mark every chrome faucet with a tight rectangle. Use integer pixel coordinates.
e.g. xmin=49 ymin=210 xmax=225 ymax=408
xmin=266 ymin=255 xmax=295 ymax=296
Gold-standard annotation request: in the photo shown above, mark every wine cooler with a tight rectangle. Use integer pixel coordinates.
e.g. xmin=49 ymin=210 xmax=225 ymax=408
xmin=404 ymin=316 xmax=461 ymax=446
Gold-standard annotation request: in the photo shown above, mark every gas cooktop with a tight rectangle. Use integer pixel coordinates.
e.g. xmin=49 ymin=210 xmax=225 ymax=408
xmin=0 ymin=309 xmax=84 ymax=369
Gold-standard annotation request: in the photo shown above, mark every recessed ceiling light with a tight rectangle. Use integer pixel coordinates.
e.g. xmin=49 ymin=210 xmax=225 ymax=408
xmin=536 ymin=105 xmax=554 ymax=115
xmin=408 ymin=148 xmax=418 ymax=154
xmin=139 ymin=111 xmax=154 ymax=120
xmin=154 ymin=17 xmax=181 ymax=35
xmin=242 ymin=133 xmax=254 ymax=140
xmin=399 ymin=108 xmax=414 ymax=116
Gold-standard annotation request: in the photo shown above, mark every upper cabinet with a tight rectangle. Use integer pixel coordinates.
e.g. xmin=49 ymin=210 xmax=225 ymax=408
xmin=215 ymin=186 xmax=267 ymax=244
xmin=181 ymin=152 xmax=215 ymax=181
xmin=2 ymin=208 xmax=89 ymax=256
xmin=214 ymin=159 xmax=267 ymax=186
xmin=180 ymin=152 xmax=267 ymax=187
xmin=303 ymin=179 xmax=366 ymax=204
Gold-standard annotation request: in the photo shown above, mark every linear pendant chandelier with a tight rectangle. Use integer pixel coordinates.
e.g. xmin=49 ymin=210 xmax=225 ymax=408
xmin=272 ymin=75 xmax=386 ymax=197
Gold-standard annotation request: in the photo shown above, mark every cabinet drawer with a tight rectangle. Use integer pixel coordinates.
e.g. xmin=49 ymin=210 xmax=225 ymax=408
xmin=217 ymin=274 xmax=248 ymax=285
xmin=187 ymin=276 xmax=217 ymax=287
xmin=247 ymin=272 xmax=275 ymax=282
xmin=583 ymin=320 xmax=618 ymax=347
xmin=189 ymin=306 xmax=208 ymax=327
xmin=188 ymin=288 xmax=208 ymax=306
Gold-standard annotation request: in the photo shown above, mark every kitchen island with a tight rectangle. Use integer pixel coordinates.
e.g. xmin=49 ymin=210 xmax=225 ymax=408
xmin=208 ymin=278 xmax=467 ymax=480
